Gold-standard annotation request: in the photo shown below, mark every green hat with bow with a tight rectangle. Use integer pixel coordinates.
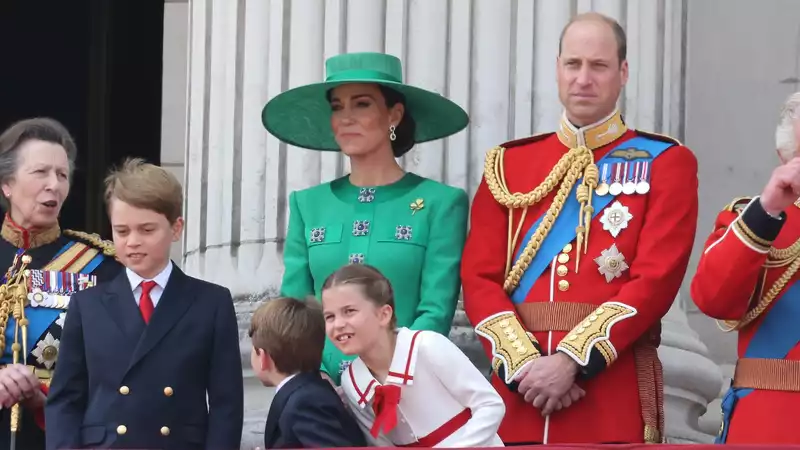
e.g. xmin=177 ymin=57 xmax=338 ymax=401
xmin=261 ymin=52 xmax=469 ymax=151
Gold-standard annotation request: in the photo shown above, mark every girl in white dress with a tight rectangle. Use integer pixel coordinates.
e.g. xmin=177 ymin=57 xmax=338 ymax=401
xmin=321 ymin=263 xmax=505 ymax=447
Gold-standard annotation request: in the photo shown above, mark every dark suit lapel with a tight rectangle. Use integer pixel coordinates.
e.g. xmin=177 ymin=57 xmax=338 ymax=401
xmin=263 ymin=374 xmax=311 ymax=446
xmin=126 ymin=266 xmax=194 ymax=372
xmin=100 ymin=272 xmax=146 ymax=340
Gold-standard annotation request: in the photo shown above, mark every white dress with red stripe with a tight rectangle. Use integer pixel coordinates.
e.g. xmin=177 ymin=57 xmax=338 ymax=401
xmin=341 ymin=327 xmax=505 ymax=447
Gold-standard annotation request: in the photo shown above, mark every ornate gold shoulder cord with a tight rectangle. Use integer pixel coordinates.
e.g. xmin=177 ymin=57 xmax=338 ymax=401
xmin=483 ymin=145 xmax=598 ymax=293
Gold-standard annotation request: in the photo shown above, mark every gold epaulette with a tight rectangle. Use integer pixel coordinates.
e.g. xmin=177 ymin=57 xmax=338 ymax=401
xmin=498 ymin=131 xmax=555 ymax=150
xmin=634 ymin=129 xmax=683 ymax=146
xmin=723 ymin=196 xmax=754 ymax=214
xmin=63 ymin=229 xmax=116 ymax=257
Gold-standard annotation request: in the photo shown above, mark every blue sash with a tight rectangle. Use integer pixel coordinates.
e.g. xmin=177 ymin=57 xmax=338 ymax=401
xmin=509 ymin=136 xmax=676 ymax=303
xmin=0 ymin=240 xmax=103 ymax=364
xmin=716 ymin=279 xmax=800 ymax=444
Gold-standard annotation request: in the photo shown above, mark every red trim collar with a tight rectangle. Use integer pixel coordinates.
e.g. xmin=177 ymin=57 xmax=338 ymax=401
xmin=1 ymin=213 xmax=60 ymax=249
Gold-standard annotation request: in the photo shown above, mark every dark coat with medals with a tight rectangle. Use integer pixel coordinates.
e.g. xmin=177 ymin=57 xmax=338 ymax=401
xmin=0 ymin=215 xmax=122 ymax=450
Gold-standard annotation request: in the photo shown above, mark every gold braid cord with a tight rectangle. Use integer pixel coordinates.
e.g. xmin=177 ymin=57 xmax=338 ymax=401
xmin=764 ymin=236 xmax=800 ymax=268
xmin=0 ymin=254 xmax=34 ymax=434
xmin=719 ymin=236 xmax=800 ymax=331
xmin=483 ymin=144 xmax=598 ymax=293
xmin=64 ymin=229 xmax=117 ymax=257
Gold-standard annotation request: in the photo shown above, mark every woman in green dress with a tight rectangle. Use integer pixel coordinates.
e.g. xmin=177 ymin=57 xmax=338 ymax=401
xmin=261 ymin=52 xmax=470 ymax=385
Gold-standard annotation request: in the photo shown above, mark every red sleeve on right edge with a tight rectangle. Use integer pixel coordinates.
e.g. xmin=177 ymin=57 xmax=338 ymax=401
xmin=691 ymin=197 xmax=782 ymax=320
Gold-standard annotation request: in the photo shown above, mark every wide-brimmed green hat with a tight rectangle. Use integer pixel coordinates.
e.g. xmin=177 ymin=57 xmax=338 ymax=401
xmin=261 ymin=52 xmax=469 ymax=151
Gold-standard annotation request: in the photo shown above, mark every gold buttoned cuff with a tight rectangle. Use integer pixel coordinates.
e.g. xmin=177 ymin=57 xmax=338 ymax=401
xmin=475 ymin=312 xmax=541 ymax=384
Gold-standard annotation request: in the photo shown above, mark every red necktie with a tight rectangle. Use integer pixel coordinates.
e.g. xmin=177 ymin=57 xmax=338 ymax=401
xmin=370 ymin=384 xmax=402 ymax=438
xmin=139 ymin=280 xmax=157 ymax=323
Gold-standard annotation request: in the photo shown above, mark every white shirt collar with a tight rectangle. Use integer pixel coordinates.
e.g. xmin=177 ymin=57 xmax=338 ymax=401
xmin=126 ymin=261 xmax=174 ymax=292
xmin=347 ymin=327 xmax=423 ymax=408
xmin=275 ymin=373 xmax=297 ymax=393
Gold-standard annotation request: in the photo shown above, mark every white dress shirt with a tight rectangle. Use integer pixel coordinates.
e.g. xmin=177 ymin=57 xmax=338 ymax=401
xmin=275 ymin=374 xmax=297 ymax=394
xmin=341 ymin=327 xmax=505 ymax=447
xmin=126 ymin=261 xmax=173 ymax=307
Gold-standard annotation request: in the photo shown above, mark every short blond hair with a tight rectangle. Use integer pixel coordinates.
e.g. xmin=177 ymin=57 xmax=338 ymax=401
xmin=776 ymin=92 xmax=800 ymax=161
xmin=249 ymin=297 xmax=325 ymax=374
xmin=104 ymin=158 xmax=183 ymax=223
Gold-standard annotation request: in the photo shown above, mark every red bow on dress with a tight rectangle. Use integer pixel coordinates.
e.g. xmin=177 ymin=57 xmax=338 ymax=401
xmin=370 ymin=384 xmax=402 ymax=438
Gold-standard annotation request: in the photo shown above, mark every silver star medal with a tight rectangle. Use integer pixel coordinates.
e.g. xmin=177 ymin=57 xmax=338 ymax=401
xmin=594 ymin=244 xmax=629 ymax=283
xmin=599 ymin=201 xmax=633 ymax=238
xmin=31 ymin=332 xmax=60 ymax=370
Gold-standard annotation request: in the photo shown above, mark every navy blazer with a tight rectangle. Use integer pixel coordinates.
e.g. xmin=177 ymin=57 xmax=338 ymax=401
xmin=44 ymin=265 xmax=244 ymax=450
xmin=263 ymin=372 xmax=367 ymax=449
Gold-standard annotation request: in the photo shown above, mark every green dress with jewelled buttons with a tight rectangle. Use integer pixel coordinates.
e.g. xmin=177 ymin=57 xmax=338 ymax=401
xmin=280 ymin=172 xmax=469 ymax=385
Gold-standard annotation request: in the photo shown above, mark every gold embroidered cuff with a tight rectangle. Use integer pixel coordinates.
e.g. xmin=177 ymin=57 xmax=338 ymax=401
xmin=729 ymin=196 xmax=784 ymax=254
xmin=475 ymin=312 xmax=541 ymax=384
xmin=732 ymin=219 xmax=772 ymax=253
xmin=556 ymin=302 xmax=637 ymax=367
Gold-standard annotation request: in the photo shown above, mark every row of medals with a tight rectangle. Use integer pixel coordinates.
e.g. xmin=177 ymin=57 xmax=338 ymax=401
xmin=595 ymin=160 xmax=650 ymax=196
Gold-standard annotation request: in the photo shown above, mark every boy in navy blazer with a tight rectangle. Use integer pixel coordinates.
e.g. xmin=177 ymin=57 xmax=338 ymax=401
xmin=45 ymin=158 xmax=244 ymax=449
xmin=250 ymin=297 xmax=366 ymax=449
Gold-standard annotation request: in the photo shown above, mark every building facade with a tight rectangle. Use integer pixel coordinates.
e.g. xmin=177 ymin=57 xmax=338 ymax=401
xmin=159 ymin=0 xmax=800 ymax=447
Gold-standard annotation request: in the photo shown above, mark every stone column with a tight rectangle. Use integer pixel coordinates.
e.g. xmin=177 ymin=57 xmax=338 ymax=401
xmin=183 ymin=0 xmax=721 ymax=447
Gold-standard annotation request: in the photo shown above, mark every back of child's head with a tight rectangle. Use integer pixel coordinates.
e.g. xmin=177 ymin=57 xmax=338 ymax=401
xmin=249 ymin=296 xmax=326 ymax=374
xmin=322 ymin=264 xmax=397 ymax=328
xmin=103 ymin=157 xmax=183 ymax=224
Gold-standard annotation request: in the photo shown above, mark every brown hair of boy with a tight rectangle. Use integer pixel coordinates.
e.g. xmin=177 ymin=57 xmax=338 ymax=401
xmin=249 ymin=297 xmax=326 ymax=374
xmin=103 ymin=157 xmax=183 ymax=223
xmin=322 ymin=264 xmax=397 ymax=328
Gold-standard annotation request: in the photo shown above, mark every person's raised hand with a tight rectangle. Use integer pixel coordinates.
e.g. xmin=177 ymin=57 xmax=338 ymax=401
xmin=760 ymin=156 xmax=800 ymax=216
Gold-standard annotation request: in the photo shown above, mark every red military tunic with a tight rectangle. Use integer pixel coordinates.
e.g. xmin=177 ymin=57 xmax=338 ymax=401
xmin=462 ymin=110 xmax=698 ymax=444
xmin=691 ymin=196 xmax=800 ymax=444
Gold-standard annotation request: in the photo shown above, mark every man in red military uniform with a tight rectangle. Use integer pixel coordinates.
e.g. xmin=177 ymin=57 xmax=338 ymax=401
xmin=691 ymin=92 xmax=800 ymax=445
xmin=461 ymin=12 xmax=699 ymax=445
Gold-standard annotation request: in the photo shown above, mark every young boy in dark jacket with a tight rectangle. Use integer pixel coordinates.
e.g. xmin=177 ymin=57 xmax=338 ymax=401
xmin=250 ymin=297 xmax=367 ymax=449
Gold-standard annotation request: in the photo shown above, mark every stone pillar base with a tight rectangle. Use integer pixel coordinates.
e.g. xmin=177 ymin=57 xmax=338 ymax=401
xmin=449 ymin=298 xmax=491 ymax=377
xmin=236 ymin=297 xmax=270 ymax=450
xmin=660 ymin=301 xmax=724 ymax=443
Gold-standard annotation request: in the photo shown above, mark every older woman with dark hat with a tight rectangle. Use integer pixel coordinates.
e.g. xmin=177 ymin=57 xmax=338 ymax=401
xmin=262 ymin=52 xmax=471 ymax=386
xmin=0 ymin=118 xmax=122 ymax=449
